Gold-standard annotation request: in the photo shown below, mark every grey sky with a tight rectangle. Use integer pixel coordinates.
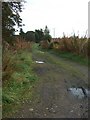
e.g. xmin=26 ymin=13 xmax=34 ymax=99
xmin=17 ymin=0 xmax=89 ymax=37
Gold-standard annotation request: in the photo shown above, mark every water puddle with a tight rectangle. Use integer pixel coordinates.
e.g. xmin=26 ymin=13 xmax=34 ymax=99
xmin=67 ymin=87 xmax=90 ymax=99
xmin=35 ymin=61 xmax=44 ymax=64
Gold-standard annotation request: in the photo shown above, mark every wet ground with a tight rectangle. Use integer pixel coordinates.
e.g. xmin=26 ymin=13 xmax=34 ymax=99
xmin=12 ymin=48 xmax=89 ymax=118
xmin=67 ymin=87 xmax=90 ymax=99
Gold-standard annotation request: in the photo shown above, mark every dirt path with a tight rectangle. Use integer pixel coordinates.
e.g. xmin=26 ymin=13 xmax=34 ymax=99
xmin=12 ymin=47 xmax=88 ymax=118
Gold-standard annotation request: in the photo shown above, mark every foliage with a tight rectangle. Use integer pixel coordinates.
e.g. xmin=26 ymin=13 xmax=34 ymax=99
xmin=25 ymin=31 xmax=35 ymax=42
xmin=19 ymin=26 xmax=52 ymax=43
xmin=44 ymin=25 xmax=52 ymax=42
xmin=3 ymin=38 xmax=32 ymax=80
xmin=2 ymin=41 xmax=38 ymax=117
xmin=40 ymin=34 xmax=89 ymax=57
xmin=39 ymin=40 xmax=49 ymax=49
xmin=19 ymin=28 xmax=25 ymax=39
xmin=14 ymin=37 xmax=31 ymax=50
xmin=35 ymin=29 xmax=44 ymax=43
xmin=2 ymin=2 xmax=23 ymax=43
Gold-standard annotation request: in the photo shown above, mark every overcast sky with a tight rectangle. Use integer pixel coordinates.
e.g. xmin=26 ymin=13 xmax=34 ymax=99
xmin=18 ymin=0 xmax=89 ymax=38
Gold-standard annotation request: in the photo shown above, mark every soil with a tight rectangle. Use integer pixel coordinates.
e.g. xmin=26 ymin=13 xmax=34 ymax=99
xmin=11 ymin=48 xmax=88 ymax=118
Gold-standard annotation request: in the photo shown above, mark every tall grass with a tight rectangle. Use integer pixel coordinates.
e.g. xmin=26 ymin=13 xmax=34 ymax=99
xmin=3 ymin=38 xmax=32 ymax=82
xmin=2 ymin=38 xmax=38 ymax=117
xmin=40 ymin=35 xmax=89 ymax=57
xmin=14 ymin=38 xmax=31 ymax=50
xmin=60 ymin=36 xmax=88 ymax=57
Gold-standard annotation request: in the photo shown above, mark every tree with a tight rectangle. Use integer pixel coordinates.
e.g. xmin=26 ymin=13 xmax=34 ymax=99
xmin=19 ymin=28 xmax=25 ymax=39
xmin=35 ymin=29 xmax=44 ymax=43
xmin=25 ymin=31 xmax=35 ymax=42
xmin=44 ymin=25 xmax=52 ymax=42
xmin=44 ymin=26 xmax=49 ymax=35
xmin=2 ymin=2 xmax=24 ymax=43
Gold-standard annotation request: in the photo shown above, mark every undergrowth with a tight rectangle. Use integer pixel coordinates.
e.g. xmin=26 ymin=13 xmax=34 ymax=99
xmin=2 ymin=49 xmax=38 ymax=117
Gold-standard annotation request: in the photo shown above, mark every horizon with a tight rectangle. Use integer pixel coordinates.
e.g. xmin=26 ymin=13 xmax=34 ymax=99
xmin=15 ymin=0 xmax=89 ymax=38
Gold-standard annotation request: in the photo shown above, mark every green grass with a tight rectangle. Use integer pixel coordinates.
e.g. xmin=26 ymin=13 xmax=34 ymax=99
xmin=32 ymin=43 xmax=87 ymax=79
xmin=34 ymin=41 xmax=88 ymax=66
xmin=2 ymin=50 xmax=38 ymax=117
xmin=45 ymin=49 xmax=89 ymax=66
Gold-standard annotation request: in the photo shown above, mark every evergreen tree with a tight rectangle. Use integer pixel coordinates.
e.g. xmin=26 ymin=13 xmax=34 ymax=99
xmin=35 ymin=29 xmax=44 ymax=43
xmin=2 ymin=2 xmax=24 ymax=43
xmin=19 ymin=28 xmax=25 ymax=39
xmin=44 ymin=26 xmax=49 ymax=35
xmin=44 ymin=25 xmax=52 ymax=42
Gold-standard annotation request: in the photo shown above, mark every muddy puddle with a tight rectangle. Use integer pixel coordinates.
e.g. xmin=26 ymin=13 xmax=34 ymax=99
xmin=35 ymin=61 xmax=44 ymax=64
xmin=67 ymin=87 xmax=90 ymax=99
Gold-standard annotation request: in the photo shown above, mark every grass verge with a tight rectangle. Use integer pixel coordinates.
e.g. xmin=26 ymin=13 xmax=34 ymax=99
xmin=40 ymin=48 xmax=89 ymax=66
xmin=2 ymin=49 xmax=38 ymax=117
xmin=32 ymin=43 xmax=87 ymax=79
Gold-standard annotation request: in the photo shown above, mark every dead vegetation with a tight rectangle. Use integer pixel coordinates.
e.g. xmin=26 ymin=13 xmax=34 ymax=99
xmin=40 ymin=36 xmax=89 ymax=57
xmin=2 ymin=37 xmax=32 ymax=82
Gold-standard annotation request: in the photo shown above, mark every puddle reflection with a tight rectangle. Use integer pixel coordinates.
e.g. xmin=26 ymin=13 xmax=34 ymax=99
xmin=35 ymin=61 xmax=44 ymax=64
xmin=67 ymin=87 xmax=90 ymax=99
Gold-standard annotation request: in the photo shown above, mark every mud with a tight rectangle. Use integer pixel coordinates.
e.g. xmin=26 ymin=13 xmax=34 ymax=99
xmin=11 ymin=49 xmax=88 ymax=118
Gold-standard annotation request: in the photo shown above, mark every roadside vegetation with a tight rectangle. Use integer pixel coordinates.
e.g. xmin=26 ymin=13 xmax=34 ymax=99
xmin=2 ymin=1 xmax=89 ymax=118
xmin=47 ymin=50 xmax=88 ymax=66
xmin=39 ymin=35 xmax=89 ymax=66
xmin=2 ymin=2 xmax=39 ymax=117
xmin=2 ymin=39 xmax=38 ymax=117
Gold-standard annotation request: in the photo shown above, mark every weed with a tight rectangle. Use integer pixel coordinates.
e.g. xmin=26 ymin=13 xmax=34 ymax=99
xmin=40 ymin=35 xmax=89 ymax=57
xmin=2 ymin=46 xmax=38 ymax=117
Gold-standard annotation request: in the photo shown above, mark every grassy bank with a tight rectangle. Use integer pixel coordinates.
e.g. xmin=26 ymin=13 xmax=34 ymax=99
xmin=2 ymin=49 xmax=38 ymax=117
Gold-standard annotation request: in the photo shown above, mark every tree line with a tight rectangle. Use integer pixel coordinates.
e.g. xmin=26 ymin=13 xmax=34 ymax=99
xmin=19 ymin=26 xmax=52 ymax=43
